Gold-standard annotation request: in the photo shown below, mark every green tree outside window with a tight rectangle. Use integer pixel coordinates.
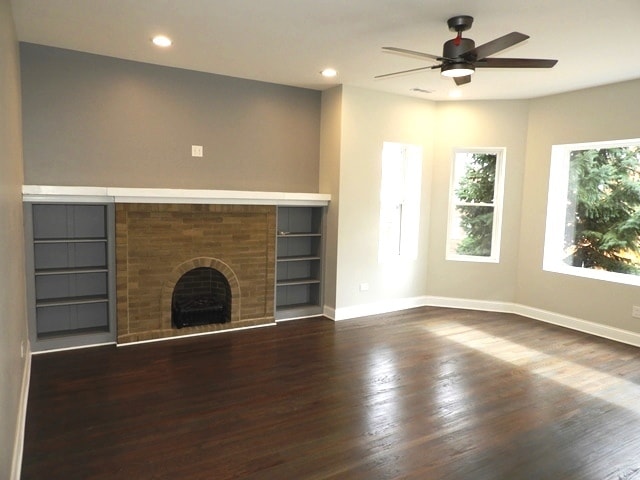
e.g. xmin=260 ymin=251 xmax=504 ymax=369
xmin=455 ymin=153 xmax=497 ymax=257
xmin=565 ymin=146 xmax=640 ymax=274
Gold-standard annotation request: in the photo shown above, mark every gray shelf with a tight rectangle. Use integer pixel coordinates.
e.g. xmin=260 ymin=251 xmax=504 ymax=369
xmin=277 ymin=277 xmax=322 ymax=287
xmin=36 ymin=295 xmax=109 ymax=308
xmin=34 ymin=238 xmax=108 ymax=244
xmin=277 ymin=255 xmax=321 ymax=262
xmin=35 ymin=267 xmax=108 ymax=276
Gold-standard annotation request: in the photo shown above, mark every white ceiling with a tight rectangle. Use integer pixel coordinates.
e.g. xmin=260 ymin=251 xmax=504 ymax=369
xmin=10 ymin=0 xmax=640 ymax=101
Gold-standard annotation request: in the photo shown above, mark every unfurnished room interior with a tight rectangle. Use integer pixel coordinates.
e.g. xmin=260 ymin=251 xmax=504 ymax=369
xmin=2 ymin=1 xmax=640 ymax=479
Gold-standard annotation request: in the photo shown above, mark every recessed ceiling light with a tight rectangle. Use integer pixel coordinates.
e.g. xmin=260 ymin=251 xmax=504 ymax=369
xmin=321 ymin=68 xmax=337 ymax=78
xmin=152 ymin=35 xmax=172 ymax=47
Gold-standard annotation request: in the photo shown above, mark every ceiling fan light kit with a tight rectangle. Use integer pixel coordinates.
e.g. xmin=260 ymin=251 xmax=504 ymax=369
xmin=441 ymin=63 xmax=475 ymax=78
xmin=377 ymin=15 xmax=557 ymax=86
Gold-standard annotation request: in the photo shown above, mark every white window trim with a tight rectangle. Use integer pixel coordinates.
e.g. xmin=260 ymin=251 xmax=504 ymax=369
xmin=446 ymin=147 xmax=506 ymax=263
xmin=543 ymin=138 xmax=640 ymax=287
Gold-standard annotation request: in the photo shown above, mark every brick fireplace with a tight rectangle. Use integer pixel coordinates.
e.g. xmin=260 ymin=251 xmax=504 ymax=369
xmin=115 ymin=203 xmax=276 ymax=344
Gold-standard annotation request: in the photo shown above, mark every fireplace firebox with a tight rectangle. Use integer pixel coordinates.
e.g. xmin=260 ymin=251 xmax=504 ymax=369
xmin=171 ymin=267 xmax=231 ymax=328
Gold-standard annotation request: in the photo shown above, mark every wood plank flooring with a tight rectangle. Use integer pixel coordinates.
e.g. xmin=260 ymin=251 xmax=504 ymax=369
xmin=21 ymin=307 xmax=640 ymax=479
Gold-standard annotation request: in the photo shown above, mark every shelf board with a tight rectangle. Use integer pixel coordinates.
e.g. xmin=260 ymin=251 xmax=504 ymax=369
xmin=276 ymin=302 xmax=322 ymax=311
xmin=36 ymin=295 xmax=109 ymax=307
xmin=37 ymin=325 xmax=110 ymax=340
xmin=277 ymin=233 xmax=322 ymax=238
xmin=34 ymin=238 xmax=107 ymax=244
xmin=276 ymin=255 xmax=321 ymax=262
xmin=275 ymin=303 xmax=323 ymax=320
xmin=277 ymin=277 xmax=321 ymax=287
xmin=35 ymin=267 xmax=108 ymax=276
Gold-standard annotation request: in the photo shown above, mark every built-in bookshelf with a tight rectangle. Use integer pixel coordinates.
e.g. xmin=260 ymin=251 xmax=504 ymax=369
xmin=24 ymin=203 xmax=116 ymax=351
xmin=276 ymin=206 xmax=324 ymax=320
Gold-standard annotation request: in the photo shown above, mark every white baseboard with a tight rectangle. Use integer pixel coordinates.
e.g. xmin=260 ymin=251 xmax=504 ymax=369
xmin=513 ymin=304 xmax=640 ymax=348
xmin=332 ymin=296 xmax=640 ymax=348
xmin=11 ymin=343 xmax=31 ymax=480
xmin=333 ymin=296 xmax=431 ymax=321
xmin=323 ymin=305 xmax=336 ymax=320
xmin=31 ymin=341 xmax=116 ymax=355
xmin=423 ymin=296 xmax=516 ymax=314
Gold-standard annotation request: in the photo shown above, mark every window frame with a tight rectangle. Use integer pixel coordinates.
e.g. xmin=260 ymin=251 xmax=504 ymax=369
xmin=445 ymin=147 xmax=506 ymax=263
xmin=543 ymin=138 xmax=640 ymax=287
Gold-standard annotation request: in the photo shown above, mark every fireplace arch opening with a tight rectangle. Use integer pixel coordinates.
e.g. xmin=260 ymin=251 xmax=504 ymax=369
xmin=171 ymin=267 xmax=231 ymax=328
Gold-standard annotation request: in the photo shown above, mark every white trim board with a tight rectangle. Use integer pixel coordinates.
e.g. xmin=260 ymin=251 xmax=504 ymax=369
xmin=331 ymin=296 xmax=640 ymax=349
xmin=22 ymin=185 xmax=331 ymax=206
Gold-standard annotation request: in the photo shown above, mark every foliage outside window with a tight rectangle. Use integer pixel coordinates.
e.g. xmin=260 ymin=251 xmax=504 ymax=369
xmin=446 ymin=149 xmax=505 ymax=262
xmin=544 ymin=139 xmax=640 ymax=285
xmin=378 ymin=142 xmax=422 ymax=263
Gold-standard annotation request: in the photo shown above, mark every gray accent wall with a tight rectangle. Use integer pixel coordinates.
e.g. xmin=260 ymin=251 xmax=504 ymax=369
xmin=0 ymin=1 xmax=28 ymax=478
xmin=20 ymin=43 xmax=321 ymax=192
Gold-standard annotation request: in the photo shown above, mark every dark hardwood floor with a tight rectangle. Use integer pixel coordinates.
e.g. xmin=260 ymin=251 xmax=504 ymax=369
xmin=22 ymin=307 xmax=640 ymax=479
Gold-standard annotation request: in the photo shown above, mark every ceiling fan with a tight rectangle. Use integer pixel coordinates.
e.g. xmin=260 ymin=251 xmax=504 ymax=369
xmin=376 ymin=15 xmax=558 ymax=86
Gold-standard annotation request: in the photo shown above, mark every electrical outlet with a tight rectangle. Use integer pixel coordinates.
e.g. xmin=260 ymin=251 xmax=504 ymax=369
xmin=632 ymin=306 xmax=640 ymax=319
xmin=191 ymin=145 xmax=203 ymax=157
xmin=20 ymin=341 xmax=25 ymax=358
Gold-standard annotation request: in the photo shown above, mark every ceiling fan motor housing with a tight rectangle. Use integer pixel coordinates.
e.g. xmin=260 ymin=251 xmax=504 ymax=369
xmin=443 ymin=37 xmax=475 ymax=61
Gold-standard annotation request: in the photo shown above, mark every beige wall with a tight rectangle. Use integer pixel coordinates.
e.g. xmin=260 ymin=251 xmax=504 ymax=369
xmin=20 ymin=43 xmax=321 ymax=192
xmin=319 ymin=86 xmax=343 ymax=310
xmin=0 ymin=0 xmax=28 ymax=478
xmin=427 ymin=100 xmax=530 ymax=301
xmin=331 ymin=86 xmax=435 ymax=314
xmin=324 ymin=91 xmax=530 ymax=314
xmin=324 ymin=82 xmax=640 ymax=338
xmin=517 ymin=79 xmax=640 ymax=332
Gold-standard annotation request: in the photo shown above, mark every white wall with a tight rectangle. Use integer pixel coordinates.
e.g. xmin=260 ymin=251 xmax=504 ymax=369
xmin=0 ymin=1 xmax=29 ymax=478
xmin=517 ymin=79 xmax=640 ymax=333
xmin=330 ymin=86 xmax=435 ymax=318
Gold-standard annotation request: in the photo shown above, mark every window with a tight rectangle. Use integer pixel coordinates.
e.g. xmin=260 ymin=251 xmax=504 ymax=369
xmin=544 ymin=138 xmax=640 ymax=285
xmin=378 ymin=142 xmax=422 ymax=262
xmin=446 ymin=148 xmax=505 ymax=262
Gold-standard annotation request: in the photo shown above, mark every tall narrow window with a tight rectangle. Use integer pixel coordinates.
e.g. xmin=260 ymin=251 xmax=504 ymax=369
xmin=378 ymin=142 xmax=422 ymax=262
xmin=446 ymin=148 xmax=506 ymax=262
xmin=544 ymin=139 xmax=640 ymax=285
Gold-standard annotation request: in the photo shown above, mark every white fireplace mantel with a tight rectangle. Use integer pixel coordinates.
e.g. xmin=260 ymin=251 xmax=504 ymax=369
xmin=22 ymin=185 xmax=331 ymax=206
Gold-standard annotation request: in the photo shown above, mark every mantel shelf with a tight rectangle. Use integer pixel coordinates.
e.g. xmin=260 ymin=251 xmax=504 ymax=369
xmin=23 ymin=185 xmax=331 ymax=207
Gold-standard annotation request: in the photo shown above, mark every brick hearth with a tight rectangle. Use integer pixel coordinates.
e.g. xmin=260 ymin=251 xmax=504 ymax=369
xmin=115 ymin=203 xmax=276 ymax=344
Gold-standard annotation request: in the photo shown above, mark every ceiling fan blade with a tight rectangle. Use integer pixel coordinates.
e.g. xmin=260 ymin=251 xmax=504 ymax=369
xmin=454 ymin=75 xmax=472 ymax=86
xmin=461 ymin=32 xmax=529 ymax=61
xmin=475 ymin=58 xmax=558 ymax=68
xmin=374 ymin=65 xmax=436 ymax=79
xmin=382 ymin=46 xmax=443 ymax=61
